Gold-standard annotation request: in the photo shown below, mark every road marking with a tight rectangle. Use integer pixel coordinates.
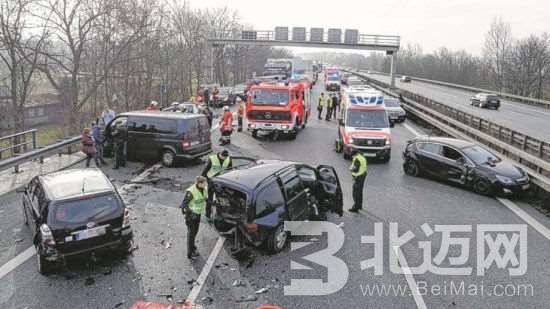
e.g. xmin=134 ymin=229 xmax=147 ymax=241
xmin=497 ymin=198 xmax=550 ymax=240
xmin=0 ymin=163 xmax=162 ymax=281
xmin=186 ymin=236 xmax=226 ymax=303
xmin=0 ymin=246 xmax=36 ymax=280
xmin=392 ymin=246 xmax=427 ymax=309
xmin=402 ymin=119 xmax=550 ymax=241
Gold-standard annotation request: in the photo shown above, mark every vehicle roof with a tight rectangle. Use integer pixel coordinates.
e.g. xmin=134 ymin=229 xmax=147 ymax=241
xmin=39 ymin=168 xmax=115 ymax=201
xmin=251 ymin=83 xmax=302 ymax=91
xmin=213 ymin=160 xmax=295 ymax=192
xmin=412 ymin=136 xmax=475 ymax=149
xmin=120 ymin=111 xmax=204 ymax=120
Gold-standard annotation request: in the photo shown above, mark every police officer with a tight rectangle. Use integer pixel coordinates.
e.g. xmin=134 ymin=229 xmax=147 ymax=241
xmin=349 ymin=150 xmax=368 ymax=213
xmin=201 ymin=150 xmax=232 ymax=218
xmin=112 ymin=126 xmax=127 ymax=169
xmin=181 ymin=176 xmax=208 ymax=260
xmin=318 ymin=93 xmax=325 ymax=120
xmin=236 ymin=97 xmax=244 ymax=132
xmin=326 ymin=95 xmax=333 ymax=121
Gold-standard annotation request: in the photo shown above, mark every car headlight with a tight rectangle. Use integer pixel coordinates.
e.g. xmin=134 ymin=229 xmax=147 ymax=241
xmin=496 ymin=175 xmax=514 ymax=184
xmin=348 ymin=137 xmax=354 ymax=144
xmin=385 ymin=139 xmax=391 ymax=145
xmin=281 ymin=125 xmax=289 ymax=130
xmin=248 ymin=123 xmax=256 ymax=129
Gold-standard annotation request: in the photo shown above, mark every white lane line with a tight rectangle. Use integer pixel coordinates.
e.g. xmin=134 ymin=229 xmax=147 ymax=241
xmin=0 ymin=246 xmax=36 ymax=280
xmin=403 ymin=123 xmax=422 ymax=137
xmin=497 ymin=198 xmax=550 ymax=240
xmin=401 ymin=119 xmax=550 ymax=241
xmin=186 ymin=236 xmax=226 ymax=303
xmin=392 ymin=246 xmax=427 ymax=309
xmin=0 ymin=163 xmax=162 ymax=281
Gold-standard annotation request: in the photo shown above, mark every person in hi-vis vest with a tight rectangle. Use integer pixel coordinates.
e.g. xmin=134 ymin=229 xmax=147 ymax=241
xmin=348 ymin=150 xmax=368 ymax=213
xmin=181 ymin=176 xmax=208 ymax=260
xmin=317 ymin=93 xmax=325 ymax=120
xmin=201 ymin=150 xmax=232 ymax=218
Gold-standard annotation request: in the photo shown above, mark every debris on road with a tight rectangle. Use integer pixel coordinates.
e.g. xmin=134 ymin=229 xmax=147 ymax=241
xmin=255 ymin=287 xmax=269 ymax=294
xmin=84 ymin=277 xmax=95 ymax=286
xmin=113 ymin=301 xmax=125 ymax=308
xmin=200 ymin=296 xmax=213 ymax=305
xmin=236 ymin=295 xmax=258 ymax=303
xmin=337 ymin=222 xmax=345 ymax=229
xmin=232 ymin=279 xmax=246 ymax=287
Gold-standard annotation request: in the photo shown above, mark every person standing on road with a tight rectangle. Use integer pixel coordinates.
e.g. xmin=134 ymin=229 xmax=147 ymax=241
xmin=201 ymin=150 xmax=232 ymax=219
xmin=181 ymin=176 xmax=208 ymax=260
xmin=92 ymin=122 xmax=107 ymax=165
xmin=332 ymin=93 xmax=340 ymax=117
xmin=203 ymin=87 xmax=210 ymax=106
xmin=81 ymin=128 xmax=100 ymax=168
xmin=202 ymin=106 xmax=213 ymax=127
xmin=112 ymin=126 xmax=127 ymax=170
xmin=219 ymin=105 xmax=233 ymax=145
xmin=100 ymin=106 xmax=116 ymax=126
xmin=349 ymin=150 xmax=368 ymax=213
xmin=318 ymin=93 xmax=325 ymax=120
xmin=236 ymin=97 xmax=244 ymax=132
xmin=326 ymin=94 xmax=333 ymax=121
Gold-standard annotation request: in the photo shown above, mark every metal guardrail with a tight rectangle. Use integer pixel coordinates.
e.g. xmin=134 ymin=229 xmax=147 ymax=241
xmin=358 ymin=70 xmax=550 ymax=109
xmin=347 ymin=70 xmax=550 ymax=192
xmin=0 ymin=136 xmax=81 ymax=173
xmin=0 ymin=129 xmax=37 ymax=160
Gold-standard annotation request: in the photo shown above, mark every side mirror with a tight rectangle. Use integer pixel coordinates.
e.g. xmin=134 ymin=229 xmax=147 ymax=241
xmin=16 ymin=187 xmax=26 ymax=193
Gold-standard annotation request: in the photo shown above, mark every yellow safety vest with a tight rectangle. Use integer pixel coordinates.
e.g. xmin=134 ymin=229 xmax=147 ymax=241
xmin=327 ymin=97 xmax=333 ymax=108
xmin=318 ymin=96 xmax=325 ymax=107
xmin=351 ymin=153 xmax=368 ymax=177
xmin=206 ymin=154 xmax=231 ymax=177
xmin=186 ymin=184 xmax=207 ymax=215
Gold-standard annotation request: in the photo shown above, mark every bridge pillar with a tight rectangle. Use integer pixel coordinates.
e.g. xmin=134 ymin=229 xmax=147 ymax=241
xmin=389 ymin=52 xmax=396 ymax=88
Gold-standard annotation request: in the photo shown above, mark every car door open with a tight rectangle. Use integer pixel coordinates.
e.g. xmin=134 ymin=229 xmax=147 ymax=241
xmin=316 ymin=165 xmax=343 ymax=216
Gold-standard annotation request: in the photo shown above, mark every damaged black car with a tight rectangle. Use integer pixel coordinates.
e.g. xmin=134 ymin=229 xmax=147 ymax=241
xmin=209 ymin=158 xmax=343 ymax=253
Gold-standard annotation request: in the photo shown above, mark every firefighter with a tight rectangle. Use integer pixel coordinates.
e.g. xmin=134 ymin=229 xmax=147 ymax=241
xmin=317 ymin=93 xmax=325 ymax=120
xmin=219 ymin=105 xmax=233 ymax=145
xmin=180 ymin=176 xmax=208 ymax=260
xmin=236 ymin=97 xmax=244 ymax=132
xmin=201 ymin=150 xmax=232 ymax=219
xmin=348 ymin=150 xmax=368 ymax=213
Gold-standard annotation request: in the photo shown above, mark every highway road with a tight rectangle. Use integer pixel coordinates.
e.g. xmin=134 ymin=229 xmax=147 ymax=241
xmin=1 ymin=81 xmax=550 ymax=309
xmin=364 ymin=72 xmax=550 ymax=143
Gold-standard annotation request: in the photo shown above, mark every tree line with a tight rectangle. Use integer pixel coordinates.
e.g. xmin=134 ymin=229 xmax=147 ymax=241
xmin=0 ymin=0 xmax=290 ymax=135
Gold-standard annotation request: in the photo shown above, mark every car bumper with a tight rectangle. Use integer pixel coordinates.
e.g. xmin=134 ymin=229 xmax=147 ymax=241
xmin=389 ymin=114 xmax=407 ymax=122
xmin=326 ymin=84 xmax=340 ymax=91
xmin=344 ymin=144 xmax=391 ymax=158
xmin=177 ymin=146 xmax=212 ymax=160
xmin=247 ymin=121 xmax=294 ymax=133
xmin=45 ymin=232 xmax=133 ymax=262
xmin=498 ymin=182 xmax=530 ymax=195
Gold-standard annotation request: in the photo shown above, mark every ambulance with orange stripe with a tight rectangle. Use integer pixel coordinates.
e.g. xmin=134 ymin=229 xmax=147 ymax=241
xmin=335 ymin=86 xmax=394 ymax=162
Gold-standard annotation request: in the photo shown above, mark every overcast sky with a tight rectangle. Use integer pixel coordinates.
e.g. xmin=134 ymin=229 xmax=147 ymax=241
xmin=188 ymin=0 xmax=549 ymax=56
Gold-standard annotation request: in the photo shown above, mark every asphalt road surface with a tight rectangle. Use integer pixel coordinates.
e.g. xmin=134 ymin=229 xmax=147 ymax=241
xmin=364 ymin=72 xmax=550 ymax=143
xmin=1 ymin=80 xmax=550 ymax=309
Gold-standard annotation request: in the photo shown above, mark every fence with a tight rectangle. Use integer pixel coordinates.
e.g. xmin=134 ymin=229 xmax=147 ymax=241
xmin=0 ymin=129 xmax=37 ymax=160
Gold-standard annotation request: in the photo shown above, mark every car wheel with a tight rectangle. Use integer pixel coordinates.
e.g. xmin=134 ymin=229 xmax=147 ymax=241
xmin=267 ymin=224 xmax=288 ymax=253
xmin=343 ymin=151 xmax=351 ymax=160
xmin=473 ymin=179 xmax=493 ymax=196
xmin=251 ymin=130 xmax=258 ymax=138
xmin=404 ymin=159 xmax=420 ymax=176
xmin=37 ymin=249 xmax=51 ymax=275
xmin=161 ymin=150 xmax=175 ymax=167
xmin=381 ymin=154 xmax=391 ymax=163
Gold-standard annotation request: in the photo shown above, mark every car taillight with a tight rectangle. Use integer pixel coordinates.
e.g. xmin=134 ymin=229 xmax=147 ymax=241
xmin=40 ymin=224 xmax=56 ymax=247
xmin=181 ymin=134 xmax=190 ymax=149
xmin=122 ymin=208 xmax=130 ymax=228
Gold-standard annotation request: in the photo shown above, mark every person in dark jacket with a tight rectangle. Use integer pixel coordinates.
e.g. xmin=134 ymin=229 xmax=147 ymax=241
xmin=92 ymin=122 xmax=107 ymax=165
xmin=112 ymin=126 xmax=127 ymax=169
xmin=81 ymin=128 xmax=100 ymax=167
xmin=202 ymin=106 xmax=213 ymax=127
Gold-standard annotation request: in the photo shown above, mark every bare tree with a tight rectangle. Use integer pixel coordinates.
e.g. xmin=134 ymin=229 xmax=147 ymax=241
xmin=484 ymin=17 xmax=513 ymax=92
xmin=0 ymin=0 xmax=46 ymax=135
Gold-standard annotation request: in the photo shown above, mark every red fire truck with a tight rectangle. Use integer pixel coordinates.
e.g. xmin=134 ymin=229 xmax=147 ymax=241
xmin=246 ymin=80 xmax=311 ymax=139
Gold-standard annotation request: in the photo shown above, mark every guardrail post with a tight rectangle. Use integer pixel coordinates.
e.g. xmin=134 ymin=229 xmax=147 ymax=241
xmin=498 ymin=127 xmax=502 ymax=139
xmin=539 ymin=143 xmax=544 ymax=158
xmin=478 ymin=119 xmax=483 ymax=130
xmin=32 ymin=131 xmax=37 ymax=150
xmin=522 ymin=136 xmax=528 ymax=150
xmin=510 ymin=131 xmax=514 ymax=144
xmin=14 ymin=164 xmax=19 ymax=173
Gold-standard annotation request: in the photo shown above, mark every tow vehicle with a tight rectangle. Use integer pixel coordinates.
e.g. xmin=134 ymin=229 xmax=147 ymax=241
xmin=335 ymin=87 xmax=394 ymax=162
xmin=246 ymin=80 xmax=311 ymax=140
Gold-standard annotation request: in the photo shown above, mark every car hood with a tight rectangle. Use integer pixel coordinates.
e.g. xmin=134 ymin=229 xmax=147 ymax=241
xmin=478 ymin=160 xmax=524 ymax=178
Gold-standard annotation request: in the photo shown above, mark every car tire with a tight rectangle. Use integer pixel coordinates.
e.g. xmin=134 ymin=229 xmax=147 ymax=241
xmin=343 ymin=152 xmax=351 ymax=160
xmin=37 ymin=250 xmax=51 ymax=275
xmin=473 ymin=179 xmax=493 ymax=196
xmin=251 ymin=130 xmax=258 ymax=138
xmin=267 ymin=224 xmax=288 ymax=253
xmin=404 ymin=159 xmax=420 ymax=177
xmin=381 ymin=154 xmax=391 ymax=163
xmin=161 ymin=150 xmax=176 ymax=167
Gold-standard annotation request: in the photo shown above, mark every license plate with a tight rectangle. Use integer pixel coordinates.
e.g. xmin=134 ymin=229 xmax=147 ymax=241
xmin=522 ymin=184 xmax=530 ymax=190
xmin=190 ymin=141 xmax=200 ymax=146
xmin=363 ymin=153 xmax=377 ymax=157
xmin=264 ymin=123 xmax=272 ymax=127
xmin=74 ymin=226 xmax=106 ymax=241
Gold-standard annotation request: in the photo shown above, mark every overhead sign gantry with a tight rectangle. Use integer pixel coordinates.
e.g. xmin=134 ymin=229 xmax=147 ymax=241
xmin=207 ymin=27 xmax=401 ymax=87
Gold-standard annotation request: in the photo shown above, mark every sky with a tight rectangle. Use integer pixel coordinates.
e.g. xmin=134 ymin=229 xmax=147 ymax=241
xmin=188 ymin=0 xmax=549 ymax=56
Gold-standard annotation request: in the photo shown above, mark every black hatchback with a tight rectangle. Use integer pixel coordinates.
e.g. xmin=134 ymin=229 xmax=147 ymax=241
xmin=18 ymin=169 xmax=133 ymax=274
xmin=402 ymin=137 xmax=530 ymax=196
xmin=104 ymin=111 xmax=212 ymax=166
xmin=210 ymin=158 xmax=343 ymax=253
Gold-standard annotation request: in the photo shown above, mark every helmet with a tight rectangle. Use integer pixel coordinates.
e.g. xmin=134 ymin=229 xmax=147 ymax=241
xmin=236 ymin=97 xmax=242 ymax=103
xmin=151 ymin=101 xmax=158 ymax=106
xmin=223 ymin=105 xmax=229 ymax=111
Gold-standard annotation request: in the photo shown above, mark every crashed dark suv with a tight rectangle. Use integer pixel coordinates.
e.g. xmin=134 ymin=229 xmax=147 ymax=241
xmin=19 ymin=168 xmax=133 ymax=274
xmin=210 ymin=158 xmax=343 ymax=253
